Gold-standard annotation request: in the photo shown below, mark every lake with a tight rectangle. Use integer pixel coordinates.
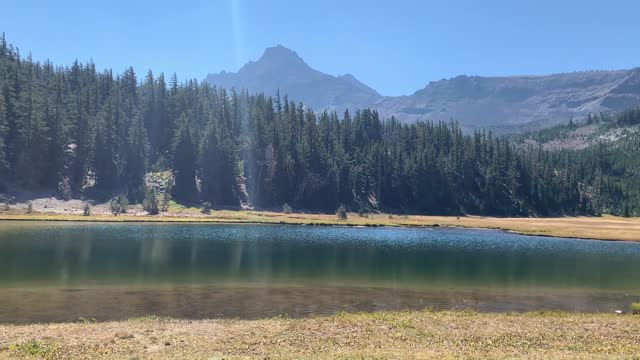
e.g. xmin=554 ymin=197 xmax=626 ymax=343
xmin=0 ymin=221 xmax=639 ymax=323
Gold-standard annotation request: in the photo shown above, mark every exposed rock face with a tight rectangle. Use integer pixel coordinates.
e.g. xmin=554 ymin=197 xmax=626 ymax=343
xmin=206 ymin=46 xmax=640 ymax=132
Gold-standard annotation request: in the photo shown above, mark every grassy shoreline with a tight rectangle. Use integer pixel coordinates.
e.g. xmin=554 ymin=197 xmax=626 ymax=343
xmin=1 ymin=310 xmax=639 ymax=359
xmin=1 ymin=209 xmax=640 ymax=242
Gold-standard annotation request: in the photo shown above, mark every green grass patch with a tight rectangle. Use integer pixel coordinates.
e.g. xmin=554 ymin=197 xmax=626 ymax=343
xmin=632 ymin=302 xmax=640 ymax=314
xmin=10 ymin=340 xmax=57 ymax=358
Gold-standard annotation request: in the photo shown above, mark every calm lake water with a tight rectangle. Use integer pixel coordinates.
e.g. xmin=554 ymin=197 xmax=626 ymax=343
xmin=0 ymin=221 xmax=639 ymax=323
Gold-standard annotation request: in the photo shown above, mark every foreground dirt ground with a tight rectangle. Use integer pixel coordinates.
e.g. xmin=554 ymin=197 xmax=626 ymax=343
xmin=2 ymin=197 xmax=640 ymax=241
xmin=1 ymin=311 xmax=639 ymax=359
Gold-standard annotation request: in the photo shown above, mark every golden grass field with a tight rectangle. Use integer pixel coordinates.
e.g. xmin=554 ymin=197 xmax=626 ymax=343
xmin=1 ymin=310 xmax=640 ymax=359
xmin=1 ymin=204 xmax=640 ymax=241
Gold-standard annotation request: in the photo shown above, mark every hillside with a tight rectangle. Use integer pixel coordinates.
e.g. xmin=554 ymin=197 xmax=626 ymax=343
xmin=516 ymin=108 xmax=640 ymax=151
xmin=514 ymin=108 xmax=640 ymax=217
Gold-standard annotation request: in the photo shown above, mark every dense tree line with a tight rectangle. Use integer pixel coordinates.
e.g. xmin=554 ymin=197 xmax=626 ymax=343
xmin=0 ymin=35 xmax=637 ymax=216
xmin=515 ymin=109 xmax=640 ymax=217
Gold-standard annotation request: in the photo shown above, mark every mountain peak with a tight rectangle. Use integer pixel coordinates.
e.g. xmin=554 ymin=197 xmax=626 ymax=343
xmin=206 ymin=45 xmax=381 ymax=114
xmin=257 ymin=45 xmax=306 ymax=67
xmin=339 ymin=73 xmax=358 ymax=81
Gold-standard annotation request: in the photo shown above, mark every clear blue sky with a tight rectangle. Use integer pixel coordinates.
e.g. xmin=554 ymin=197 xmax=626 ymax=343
xmin=2 ymin=0 xmax=639 ymax=96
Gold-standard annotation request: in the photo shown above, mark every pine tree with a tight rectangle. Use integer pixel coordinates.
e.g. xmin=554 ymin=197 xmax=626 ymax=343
xmin=143 ymin=186 xmax=159 ymax=215
xmin=200 ymin=119 xmax=220 ymax=203
xmin=94 ymin=94 xmax=118 ymax=191
xmin=0 ymin=92 xmax=8 ymax=187
xmin=124 ymin=113 xmax=147 ymax=202
xmin=172 ymin=117 xmax=197 ymax=202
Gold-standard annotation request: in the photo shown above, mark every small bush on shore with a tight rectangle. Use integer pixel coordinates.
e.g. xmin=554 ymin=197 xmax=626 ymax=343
xmin=632 ymin=302 xmax=640 ymax=314
xmin=83 ymin=202 xmax=91 ymax=216
xmin=201 ymin=202 xmax=212 ymax=214
xmin=109 ymin=199 xmax=120 ymax=215
xmin=282 ymin=203 xmax=292 ymax=214
xmin=336 ymin=205 xmax=347 ymax=220
xmin=110 ymin=194 xmax=128 ymax=215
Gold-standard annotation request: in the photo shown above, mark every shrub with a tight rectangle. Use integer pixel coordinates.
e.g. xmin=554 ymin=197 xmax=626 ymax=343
xmin=336 ymin=204 xmax=347 ymax=220
xmin=109 ymin=198 xmax=121 ymax=216
xmin=201 ymin=201 xmax=212 ymax=214
xmin=26 ymin=201 xmax=33 ymax=214
xmin=143 ymin=188 xmax=159 ymax=215
xmin=118 ymin=195 xmax=128 ymax=213
xmin=83 ymin=202 xmax=91 ymax=216
xmin=110 ymin=194 xmax=128 ymax=215
xmin=282 ymin=203 xmax=292 ymax=214
xmin=632 ymin=302 xmax=640 ymax=314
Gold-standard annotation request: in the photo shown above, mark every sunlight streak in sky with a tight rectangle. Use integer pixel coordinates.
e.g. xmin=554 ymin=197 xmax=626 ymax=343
xmin=231 ymin=0 xmax=245 ymax=69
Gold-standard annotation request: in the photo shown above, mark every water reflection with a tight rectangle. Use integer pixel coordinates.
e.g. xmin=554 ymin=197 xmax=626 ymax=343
xmin=0 ymin=222 xmax=639 ymax=322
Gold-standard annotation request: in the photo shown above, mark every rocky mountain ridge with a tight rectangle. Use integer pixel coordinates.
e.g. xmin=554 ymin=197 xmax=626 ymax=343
xmin=207 ymin=46 xmax=640 ymax=131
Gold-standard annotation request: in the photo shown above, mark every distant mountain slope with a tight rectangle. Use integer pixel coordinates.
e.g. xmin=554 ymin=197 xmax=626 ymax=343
xmin=206 ymin=45 xmax=381 ymax=113
xmin=378 ymin=70 xmax=640 ymax=131
xmin=207 ymin=46 xmax=640 ymax=131
xmin=515 ymin=107 xmax=640 ymax=151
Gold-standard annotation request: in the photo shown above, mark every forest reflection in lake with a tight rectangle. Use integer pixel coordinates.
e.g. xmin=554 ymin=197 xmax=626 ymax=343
xmin=0 ymin=222 xmax=639 ymax=323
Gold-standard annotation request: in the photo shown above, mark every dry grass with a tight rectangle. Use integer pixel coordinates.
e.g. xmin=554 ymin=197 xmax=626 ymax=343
xmin=1 ymin=310 xmax=639 ymax=359
xmin=1 ymin=208 xmax=640 ymax=241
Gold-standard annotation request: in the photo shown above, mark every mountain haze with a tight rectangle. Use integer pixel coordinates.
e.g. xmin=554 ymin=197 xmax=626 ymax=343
xmin=206 ymin=46 xmax=640 ymax=131
xmin=206 ymin=45 xmax=381 ymax=113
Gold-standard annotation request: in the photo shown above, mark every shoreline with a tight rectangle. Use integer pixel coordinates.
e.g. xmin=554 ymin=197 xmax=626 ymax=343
xmin=2 ymin=310 xmax=640 ymax=359
xmin=1 ymin=283 xmax=638 ymax=325
xmin=1 ymin=210 xmax=640 ymax=242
